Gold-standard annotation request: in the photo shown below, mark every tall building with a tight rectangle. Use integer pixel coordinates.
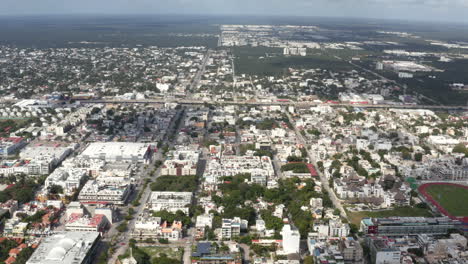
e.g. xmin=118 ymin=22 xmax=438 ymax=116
xmin=221 ymin=217 xmax=247 ymax=239
xmin=282 ymin=224 xmax=300 ymax=254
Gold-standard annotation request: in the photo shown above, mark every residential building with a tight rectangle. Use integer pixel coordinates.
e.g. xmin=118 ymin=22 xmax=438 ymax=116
xmin=221 ymin=217 xmax=247 ymax=239
xmin=147 ymin=191 xmax=192 ymax=214
xmin=132 ymin=212 xmax=183 ymax=241
xmin=282 ymin=224 xmax=300 ymax=254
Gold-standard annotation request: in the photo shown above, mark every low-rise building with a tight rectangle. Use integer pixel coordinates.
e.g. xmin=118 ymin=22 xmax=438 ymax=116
xmin=65 ymin=213 xmax=109 ymax=233
xmin=78 ymin=179 xmax=130 ymax=205
xmin=147 ymin=191 xmax=192 ymax=214
xmin=80 ymin=142 xmax=152 ymax=163
xmin=366 ymin=236 xmax=401 ymax=264
xmin=360 ymin=217 xmax=460 ymax=236
xmin=26 ymin=231 xmax=101 ymax=264
xmin=132 ymin=212 xmax=183 ymax=241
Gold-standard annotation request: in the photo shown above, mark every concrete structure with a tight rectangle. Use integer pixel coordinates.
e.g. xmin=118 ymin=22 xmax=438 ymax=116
xmin=65 ymin=213 xmax=109 ymax=233
xmin=220 ymin=217 xmax=247 ymax=239
xmin=281 ymin=224 xmax=300 ymax=254
xmin=339 ymin=237 xmax=364 ymax=264
xmin=367 ymin=236 xmax=401 ymax=264
xmin=195 ymin=214 xmax=213 ymax=239
xmin=0 ymin=137 xmax=27 ymax=157
xmin=132 ymin=212 xmax=183 ymax=241
xmin=78 ymin=179 xmax=130 ymax=205
xmin=44 ymin=168 xmax=87 ymax=196
xmin=147 ymin=191 xmax=192 ymax=214
xmin=80 ymin=142 xmax=152 ymax=163
xmin=26 ymin=231 xmax=100 ymax=264
xmin=360 ymin=217 xmax=460 ymax=236
xmin=204 ymin=155 xmax=274 ymax=186
xmin=161 ymin=147 xmax=200 ymax=176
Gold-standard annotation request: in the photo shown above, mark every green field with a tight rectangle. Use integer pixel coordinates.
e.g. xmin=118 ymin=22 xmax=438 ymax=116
xmin=348 ymin=206 xmax=432 ymax=226
xmin=140 ymin=246 xmax=184 ymax=260
xmin=233 ymin=47 xmax=354 ymax=76
xmin=425 ymin=185 xmax=468 ymax=217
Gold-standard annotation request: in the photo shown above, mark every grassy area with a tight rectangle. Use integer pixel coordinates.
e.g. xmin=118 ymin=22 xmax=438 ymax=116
xmin=140 ymin=246 xmax=183 ymax=260
xmin=348 ymin=206 xmax=432 ymax=226
xmin=233 ymin=47 xmax=354 ymax=76
xmin=425 ymin=185 xmax=468 ymax=217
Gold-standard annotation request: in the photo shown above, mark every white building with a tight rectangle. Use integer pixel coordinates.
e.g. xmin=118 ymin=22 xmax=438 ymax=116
xmin=204 ymin=155 xmax=274 ymax=186
xmin=80 ymin=142 xmax=152 ymax=163
xmin=132 ymin=212 xmax=183 ymax=241
xmin=281 ymin=224 xmax=300 ymax=254
xmin=78 ymin=179 xmax=130 ymax=205
xmin=220 ymin=217 xmax=248 ymax=239
xmin=65 ymin=213 xmax=109 ymax=233
xmin=26 ymin=231 xmax=101 ymax=264
xmin=44 ymin=168 xmax=87 ymax=196
xmin=147 ymin=192 xmax=192 ymax=214
xmin=161 ymin=147 xmax=200 ymax=176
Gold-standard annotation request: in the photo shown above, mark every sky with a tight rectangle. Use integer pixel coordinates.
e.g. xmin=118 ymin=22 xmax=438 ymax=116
xmin=2 ymin=0 xmax=468 ymax=23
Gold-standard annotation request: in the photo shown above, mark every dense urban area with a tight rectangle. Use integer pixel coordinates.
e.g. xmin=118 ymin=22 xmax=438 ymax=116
xmin=0 ymin=17 xmax=467 ymax=264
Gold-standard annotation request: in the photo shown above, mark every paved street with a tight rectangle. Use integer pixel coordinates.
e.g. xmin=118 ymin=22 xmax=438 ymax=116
xmin=286 ymin=112 xmax=347 ymax=218
xmin=106 ymin=109 xmax=185 ymax=264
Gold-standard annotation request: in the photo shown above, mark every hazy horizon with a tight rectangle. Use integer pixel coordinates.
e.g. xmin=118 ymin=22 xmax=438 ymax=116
xmin=2 ymin=0 xmax=468 ymax=24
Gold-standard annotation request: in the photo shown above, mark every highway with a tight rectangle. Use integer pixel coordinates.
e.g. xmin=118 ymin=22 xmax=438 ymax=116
xmin=77 ymin=98 xmax=468 ymax=111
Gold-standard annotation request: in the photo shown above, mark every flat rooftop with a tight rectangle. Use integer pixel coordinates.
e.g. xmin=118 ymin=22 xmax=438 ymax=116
xmin=26 ymin=231 xmax=100 ymax=264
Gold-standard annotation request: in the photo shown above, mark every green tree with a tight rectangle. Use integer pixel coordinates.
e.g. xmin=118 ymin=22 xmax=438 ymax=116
xmin=49 ymin=184 xmax=64 ymax=194
xmin=414 ymin=153 xmax=423 ymax=162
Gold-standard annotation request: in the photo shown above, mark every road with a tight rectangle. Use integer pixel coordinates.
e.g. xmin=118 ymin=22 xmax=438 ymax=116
xmin=286 ymin=111 xmax=347 ymax=218
xmin=188 ymin=50 xmax=211 ymax=95
xmin=77 ymin=98 xmax=468 ymax=111
xmin=343 ymin=57 xmax=441 ymax=105
xmin=107 ymin=109 xmax=186 ymax=264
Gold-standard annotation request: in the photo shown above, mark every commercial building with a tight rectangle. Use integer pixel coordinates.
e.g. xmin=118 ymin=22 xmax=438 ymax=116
xmin=339 ymin=237 xmax=364 ymax=264
xmin=192 ymin=242 xmax=242 ymax=264
xmin=0 ymin=137 xmax=27 ymax=156
xmin=360 ymin=217 xmax=460 ymax=236
xmin=78 ymin=179 xmax=131 ymax=205
xmin=26 ymin=231 xmax=100 ymax=264
xmin=19 ymin=143 xmax=73 ymax=174
xmin=366 ymin=236 xmax=401 ymax=264
xmin=147 ymin=192 xmax=192 ymax=214
xmin=80 ymin=142 xmax=152 ymax=163
xmin=65 ymin=213 xmax=109 ymax=233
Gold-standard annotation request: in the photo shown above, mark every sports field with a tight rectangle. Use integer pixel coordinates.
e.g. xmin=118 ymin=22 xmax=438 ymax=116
xmin=424 ymin=184 xmax=468 ymax=217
